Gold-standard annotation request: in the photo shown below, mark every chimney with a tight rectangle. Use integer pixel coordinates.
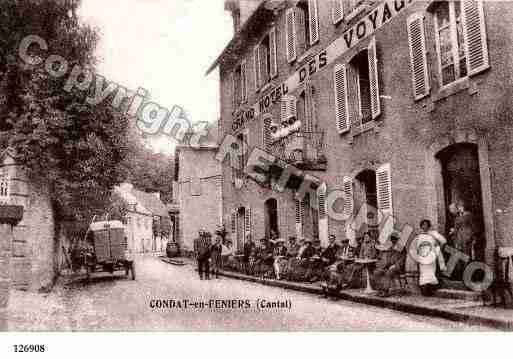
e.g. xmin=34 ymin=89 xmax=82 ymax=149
xmin=225 ymin=0 xmax=262 ymax=33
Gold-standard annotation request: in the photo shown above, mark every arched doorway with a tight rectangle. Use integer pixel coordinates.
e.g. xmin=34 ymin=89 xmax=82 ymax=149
xmin=437 ymin=143 xmax=485 ymax=262
xmin=354 ymin=169 xmax=379 ymax=240
xmin=264 ymin=198 xmax=279 ymax=240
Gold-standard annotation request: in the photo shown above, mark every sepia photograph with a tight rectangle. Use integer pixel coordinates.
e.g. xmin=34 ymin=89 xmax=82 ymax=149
xmin=1 ymin=0 xmax=513 ymax=355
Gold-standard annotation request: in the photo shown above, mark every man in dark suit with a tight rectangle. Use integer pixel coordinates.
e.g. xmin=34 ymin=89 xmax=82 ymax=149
xmin=320 ymin=235 xmax=340 ymax=266
xmin=194 ymin=230 xmax=212 ymax=280
xmin=242 ymin=236 xmax=256 ymax=275
xmin=373 ymin=232 xmax=406 ymax=297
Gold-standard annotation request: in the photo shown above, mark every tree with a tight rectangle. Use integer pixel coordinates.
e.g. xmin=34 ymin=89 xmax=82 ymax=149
xmin=0 ymin=0 xmax=132 ymax=224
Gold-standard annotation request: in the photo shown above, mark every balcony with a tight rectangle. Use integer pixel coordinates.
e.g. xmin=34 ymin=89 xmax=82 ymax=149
xmin=268 ymin=131 xmax=327 ymax=171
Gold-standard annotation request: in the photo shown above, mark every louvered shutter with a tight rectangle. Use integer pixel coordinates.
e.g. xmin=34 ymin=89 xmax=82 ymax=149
xmin=281 ymin=95 xmax=297 ymax=123
xmin=231 ymin=210 xmax=237 ymax=235
xmin=244 ymin=206 xmax=252 ymax=241
xmin=295 ymin=198 xmax=304 ymax=238
xmin=232 ymin=71 xmax=237 ymax=110
xmin=407 ymin=13 xmax=430 ymax=100
xmin=333 ymin=64 xmax=350 ymax=134
xmin=285 ymin=8 xmax=297 ymax=63
xmin=308 ymin=0 xmax=319 ymax=45
xmin=269 ymin=27 xmax=278 ymax=79
xmin=367 ymin=38 xmax=381 ymax=119
xmin=317 ymin=183 xmax=329 ymax=247
xmin=376 ymin=163 xmax=393 ymax=218
xmin=262 ymin=115 xmax=273 ymax=151
xmin=462 ymin=0 xmax=489 ymax=75
xmin=295 ymin=7 xmax=307 ymax=56
xmin=254 ymin=45 xmax=261 ymax=90
xmin=332 ymin=0 xmax=344 ymax=24
xmin=241 ymin=59 xmax=247 ymax=103
xmin=347 ymin=65 xmax=361 ymax=128
xmin=342 ymin=176 xmax=354 ymax=220
xmin=259 ymin=44 xmax=270 ymax=85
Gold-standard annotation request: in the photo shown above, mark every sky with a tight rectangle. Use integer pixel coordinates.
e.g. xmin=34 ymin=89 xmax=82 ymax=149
xmin=78 ymin=0 xmax=233 ymax=153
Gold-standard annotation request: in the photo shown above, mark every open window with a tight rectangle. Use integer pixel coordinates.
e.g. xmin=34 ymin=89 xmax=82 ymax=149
xmin=255 ymin=27 xmax=277 ymax=90
xmin=232 ymin=60 xmax=247 ymax=110
xmin=285 ymin=0 xmax=319 ymax=63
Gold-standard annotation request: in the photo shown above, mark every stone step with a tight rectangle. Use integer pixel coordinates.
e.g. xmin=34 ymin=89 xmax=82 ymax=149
xmin=435 ymin=288 xmax=482 ymax=302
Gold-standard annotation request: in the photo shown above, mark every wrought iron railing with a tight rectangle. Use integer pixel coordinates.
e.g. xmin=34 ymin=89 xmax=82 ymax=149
xmin=268 ymin=131 xmax=326 ymax=167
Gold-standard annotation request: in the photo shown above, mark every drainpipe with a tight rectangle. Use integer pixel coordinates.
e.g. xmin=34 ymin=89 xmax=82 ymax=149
xmin=0 ymin=205 xmax=24 ymax=330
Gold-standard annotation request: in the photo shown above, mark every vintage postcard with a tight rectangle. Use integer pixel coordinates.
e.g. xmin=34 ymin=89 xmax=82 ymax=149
xmin=1 ymin=0 xmax=513 ymax=350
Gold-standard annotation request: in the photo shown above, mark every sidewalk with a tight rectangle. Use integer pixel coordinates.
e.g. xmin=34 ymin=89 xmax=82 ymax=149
xmin=173 ymin=257 xmax=513 ymax=330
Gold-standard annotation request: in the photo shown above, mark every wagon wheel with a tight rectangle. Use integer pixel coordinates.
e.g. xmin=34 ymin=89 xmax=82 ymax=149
xmin=130 ymin=262 xmax=136 ymax=280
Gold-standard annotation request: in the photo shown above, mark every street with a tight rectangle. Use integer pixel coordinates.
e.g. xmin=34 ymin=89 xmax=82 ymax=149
xmin=8 ymin=256 xmax=491 ymax=331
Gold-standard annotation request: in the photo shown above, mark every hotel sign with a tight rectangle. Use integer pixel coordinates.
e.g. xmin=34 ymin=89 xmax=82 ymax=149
xmin=232 ymin=0 xmax=416 ymax=130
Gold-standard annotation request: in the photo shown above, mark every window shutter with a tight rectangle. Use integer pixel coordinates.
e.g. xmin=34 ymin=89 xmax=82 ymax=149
xmin=317 ymin=183 xmax=329 ymax=247
xmin=332 ymin=0 xmax=344 ymax=24
xmin=231 ymin=210 xmax=236 ymax=235
xmin=462 ymin=0 xmax=489 ymax=75
xmin=281 ymin=95 xmax=297 ymax=122
xmin=342 ymin=176 xmax=353 ymax=219
xmin=376 ymin=163 xmax=393 ymax=218
xmin=244 ymin=206 xmax=252 ymax=241
xmin=259 ymin=43 xmax=270 ymax=85
xmin=285 ymin=8 xmax=297 ymax=63
xmin=308 ymin=0 xmax=320 ymax=45
xmin=295 ymin=198 xmax=304 ymax=238
xmin=333 ymin=64 xmax=350 ymax=134
xmin=407 ymin=13 xmax=430 ymax=100
xmin=232 ymin=72 xmax=237 ymax=109
xmin=269 ymin=27 xmax=278 ymax=79
xmin=254 ymin=46 xmax=261 ymax=90
xmin=367 ymin=38 xmax=381 ymax=119
xmin=262 ymin=115 xmax=273 ymax=151
xmin=241 ymin=59 xmax=247 ymax=103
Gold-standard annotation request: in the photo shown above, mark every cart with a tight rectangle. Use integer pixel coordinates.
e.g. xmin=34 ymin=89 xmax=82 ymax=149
xmin=82 ymin=220 xmax=136 ymax=281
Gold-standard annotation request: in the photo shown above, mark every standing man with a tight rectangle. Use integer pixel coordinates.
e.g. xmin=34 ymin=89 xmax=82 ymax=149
xmin=194 ymin=230 xmax=212 ymax=280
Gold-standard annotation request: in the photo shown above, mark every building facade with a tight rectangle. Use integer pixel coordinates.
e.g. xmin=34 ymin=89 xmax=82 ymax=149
xmin=175 ymin=123 xmax=222 ymax=252
xmin=210 ymin=0 xmax=513 ymax=273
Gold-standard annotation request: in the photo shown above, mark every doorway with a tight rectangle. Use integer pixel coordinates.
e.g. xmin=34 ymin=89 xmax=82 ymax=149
xmin=264 ymin=199 xmax=279 ymax=240
xmin=437 ymin=143 xmax=485 ymax=261
xmin=354 ymin=169 xmax=378 ymax=239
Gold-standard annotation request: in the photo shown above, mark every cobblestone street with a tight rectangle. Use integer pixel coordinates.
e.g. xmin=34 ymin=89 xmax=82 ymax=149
xmin=7 ymin=256 xmax=492 ymax=331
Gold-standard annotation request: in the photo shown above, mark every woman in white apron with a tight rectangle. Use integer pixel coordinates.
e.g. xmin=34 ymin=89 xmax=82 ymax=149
xmin=410 ymin=220 xmax=447 ymax=296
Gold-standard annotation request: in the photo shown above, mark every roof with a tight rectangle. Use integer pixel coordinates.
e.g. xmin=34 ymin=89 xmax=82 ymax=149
xmin=130 ymin=189 xmax=170 ymax=219
xmin=178 ymin=120 xmax=219 ymax=149
xmin=206 ymin=0 xmax=282 ymax=75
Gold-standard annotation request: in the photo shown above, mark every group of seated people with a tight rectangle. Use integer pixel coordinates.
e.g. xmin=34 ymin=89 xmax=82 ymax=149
xmin=231 ymin=218 xmax=449 ymax=298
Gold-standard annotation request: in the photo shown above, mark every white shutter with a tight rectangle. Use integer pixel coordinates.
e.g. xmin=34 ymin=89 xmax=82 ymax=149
xmin=317 ymin=183 xmax=329 ymax=247
xmin=342 ymin=176 xmax=354 ymax=220
xmin=254 ymin=45 xmax=261 ymax=90
xmin=334 ymin=64 xmax=350 ymax=134
xmin=308 ymin=0 xmax=319 ymax=45
xmin=407 ymin=13 xmax=430 ymax=100
xmin=367 ymin=38 xmax=381 ymax=119
xmin=244 ymin=206 xmax=252 ymax=241
xmin=231 ymin=210 xmax=237 ymax=235
xmin=332 ymin=0 xmax=344 ymax=24
xmin=462 ymin=0 xmax=489 ymax=75
xmin=285 ymin=8 xmax=297 ymax=63
xmin=259 ymin=43 xmax=270 ymax=85
xmin=376 ymin=163 xmax=393 ymax=219
xmin=241 ymin=59 xmax=247 ymax=103
xmin=295 ymin=198 xmax=304 ymax=238
xmin=281 ymin=95 xmax=297 ymax=122
xmin=269 ymin=27 xmax=278 ymax=79
xmin=262 ymin=115 xmax=273 ymax=151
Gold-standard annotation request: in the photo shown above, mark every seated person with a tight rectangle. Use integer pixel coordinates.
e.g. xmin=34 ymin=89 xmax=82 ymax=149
xmin=272 ymin=238 xmax=288 ymax=280
xmin=321 ymin=237 xmax=354 ymax=296
xmin=253 ymin=238 xmax=274 ymax=278
xmin=373 ymin=232 xmax=406 ymax=297
xmin=288 ymin=238 xmax=316 ymax=282
xmin=341 ymin=232 xmax=378 ymax=289
xmin=320 ymin=234 xmax=340 ymax=266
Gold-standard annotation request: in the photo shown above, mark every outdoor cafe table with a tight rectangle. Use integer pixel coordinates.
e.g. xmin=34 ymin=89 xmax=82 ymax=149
xmin=355 ymin=258 xmax=378 ymax=294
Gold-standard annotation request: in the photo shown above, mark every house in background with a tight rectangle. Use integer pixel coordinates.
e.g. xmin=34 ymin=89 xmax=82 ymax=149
xmin=0 ymin=149 xmax=63 ymax=291
xmin=174 ymin=121 xmax=222 ymax=253
xmin=115 ymin=183 xmax=172 ymax=254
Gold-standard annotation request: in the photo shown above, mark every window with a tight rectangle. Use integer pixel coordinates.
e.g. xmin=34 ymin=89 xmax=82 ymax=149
xmin=0 ymin=174 xmax=9 ymax=202
xmin=232 ymin=132 xmax=247 ymax=183
xmin=255 ymin=27 xmax=277 ymax=90
xmin=285 ymin=0 xmax=319 ymax=63
xmin=434 ymin=1 xmax=467 ymax=86
xmin=351 ymin=50 xmax=373 ymax=125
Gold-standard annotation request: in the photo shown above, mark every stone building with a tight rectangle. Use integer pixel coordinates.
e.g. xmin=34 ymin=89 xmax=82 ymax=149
xmin=175 ymin=122 xmax=222 ymax=252
xmin=0 ymin=149 xmax=60 ymax=291
xmin=208 ymin=0 xmax=513 ymax=279
xmin=115 ymin=183 xmax=172 ymax=254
